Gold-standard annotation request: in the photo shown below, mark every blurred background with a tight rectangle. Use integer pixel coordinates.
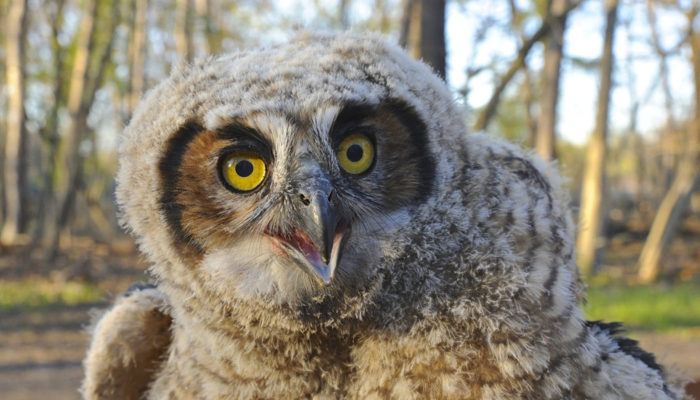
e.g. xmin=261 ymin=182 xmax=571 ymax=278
xmin=0 ymin=0 xmax=699 ymax=398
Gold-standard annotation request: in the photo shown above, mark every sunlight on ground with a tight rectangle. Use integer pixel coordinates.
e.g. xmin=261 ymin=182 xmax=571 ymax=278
xmin=0 ymin=280 xmax=104 ymax=309
xmin=585 ymin=282 xmax=700 ymax=334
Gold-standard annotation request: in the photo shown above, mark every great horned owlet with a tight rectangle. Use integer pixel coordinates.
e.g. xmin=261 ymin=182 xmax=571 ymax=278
xmin=82 ymin=33 xmax=688 ymax=399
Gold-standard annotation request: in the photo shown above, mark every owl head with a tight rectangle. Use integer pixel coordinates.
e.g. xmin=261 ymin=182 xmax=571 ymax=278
xmin=117 ymin=33 xmax=465 ymax=324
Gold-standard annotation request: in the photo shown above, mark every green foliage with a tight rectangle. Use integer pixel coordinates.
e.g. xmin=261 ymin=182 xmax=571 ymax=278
xmin=585 ymin=283 xmax=700 ymax=332
xmin=0 ymin=279 xmax=104 ymax=309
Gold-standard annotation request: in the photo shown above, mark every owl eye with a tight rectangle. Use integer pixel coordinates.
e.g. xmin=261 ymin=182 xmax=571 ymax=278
xmin=337 ymin=134 xmax=375 ymax=175
xmin=220 ymin=151 xmax=267 ymax=192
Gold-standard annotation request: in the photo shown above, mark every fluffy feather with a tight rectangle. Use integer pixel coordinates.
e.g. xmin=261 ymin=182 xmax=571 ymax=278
xmin=83 ymin=32 xmax=689 ymax=399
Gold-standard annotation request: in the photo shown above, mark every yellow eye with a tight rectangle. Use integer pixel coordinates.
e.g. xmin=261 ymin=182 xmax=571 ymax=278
xmin=337 ymin=134 xmax=375 ymax=175
xmin=220 ymin=151 xmax=267 ymax=192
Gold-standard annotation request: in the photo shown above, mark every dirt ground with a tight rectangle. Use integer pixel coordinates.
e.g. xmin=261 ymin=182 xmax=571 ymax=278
xmin=0 ymin=237 xmax=699 ymax=399
xmin=0 ymin=238 xmax=146 ymax=400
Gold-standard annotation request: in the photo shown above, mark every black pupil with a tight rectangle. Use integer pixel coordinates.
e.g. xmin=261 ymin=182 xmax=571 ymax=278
xmin=346 ymin=144 xmax=364 ymax=162
xmin=235 ymin=160 xmax=254 ymax=177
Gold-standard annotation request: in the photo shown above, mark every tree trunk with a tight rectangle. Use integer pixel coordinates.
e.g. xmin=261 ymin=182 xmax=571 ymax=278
xmin=33 ymin=0 xmax=66 ymax=246
xmin=523 ymin=65 xmax=538 ymax=148
xmin=128 ymin=0 xmax=147 ymax=116
xmin=339 ymin=0 xmax=350 ymax=29
xmin=508 ymin=0 xmax=538 ymax=147
xmin=175 ymin=0 xmax=194 ymax=61
xmin=375 ymin=0 xmax=392 ymax=33
xmin=576 ymin=0 xmax=619 ymax=276
xmin=202 ymin=0 xmax=221 ymax=54
xmin=1 ymin=0 xmax=29 ymax=245
xmin=638 ymin=7 xmax=700 ymax=283
xmin=647 ymin=0 xmax=678 ymax=197
xmin=473 ymin=0 xmax=583 ymax=132
xmin=535 ymin=0 xmax=569 ymax=162
xmin=50 ymin=0 xmax=98 ymax=254
xmin=399 ymin=0 xmax=446 ymax=79
xmin=48 ymin=0 xmax=120 ymax=258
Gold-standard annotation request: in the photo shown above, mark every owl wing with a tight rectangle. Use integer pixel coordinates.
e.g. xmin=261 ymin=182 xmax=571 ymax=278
xmin=82 ymin=283 xmax=172 ymax=400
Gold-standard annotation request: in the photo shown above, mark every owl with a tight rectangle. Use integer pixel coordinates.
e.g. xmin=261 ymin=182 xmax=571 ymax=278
xmin=82 ymin=33 xmax=688 ymax=399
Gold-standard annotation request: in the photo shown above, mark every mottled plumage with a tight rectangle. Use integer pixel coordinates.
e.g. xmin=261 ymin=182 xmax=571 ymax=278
xmin=83 ymin=33 xmax=688 ymax=399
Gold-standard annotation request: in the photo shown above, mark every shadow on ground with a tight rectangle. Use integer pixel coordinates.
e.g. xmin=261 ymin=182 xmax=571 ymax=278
xmin=0 ymin=303 xmax=105 ymax=399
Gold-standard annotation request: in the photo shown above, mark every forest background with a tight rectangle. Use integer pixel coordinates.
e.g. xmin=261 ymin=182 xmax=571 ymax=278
xmin=0 ymin=0 xmax=699 ymax=398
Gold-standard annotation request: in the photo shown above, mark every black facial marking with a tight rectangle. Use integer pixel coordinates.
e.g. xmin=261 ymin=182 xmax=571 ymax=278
xmin=346 ymin=144 xmax=363 ymax=162
xmin=217 ymin=123 xmax=270 ymax=149
xmin=331 ymin=103 xmax=378 ymax=134
xmin=383 ymin=99 xmax=436 ymax=203
xmin=329 ymin=99 xmax=435 ymax=208
xmin=158 ymin=120 xmax=205 ymax=255
xmin=236 ymin=160 xmax=254 ymax=177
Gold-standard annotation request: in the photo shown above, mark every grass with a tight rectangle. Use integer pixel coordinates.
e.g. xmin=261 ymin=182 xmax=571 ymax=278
xmin=585 ymin=282 xmax=700 ymax=332
xmin=0 ymin=279 xmax=105 ymax=309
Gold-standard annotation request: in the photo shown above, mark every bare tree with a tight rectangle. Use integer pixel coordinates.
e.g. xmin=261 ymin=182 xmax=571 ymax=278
xmin=374 ymin=0 xmax=393 ymax=33
xmin=638 ymin=5 xmax=700 ymax=283
xmin=175 ymin=0 xmax=195 ymax=61
xmin=1 ymin=0 xmax=29 ymax=245
xmin=48 ymin=0 xmax=120 ymax=258
xmin=507 ymin=0 xmax=538 ymax=145
xmin=339 ymin=0 xmax=350 ymax=29
xmin=535 ymin=0 xmax=570 ymax=161
xmin=647 ymin=0 xmax=681 ymax=198
xmin=473 ymin=0 xmax=584 ymax=132
xmin=576 ymin=0 xmax=619 ymax=276
xmin=199 ymin=0 xmax=221 ymax=54
xmin=127 ymin=0 xmax=148 ymax=117
xmin=34 ymin=0 xmax=67 ymax=245
xmin=399 ymin=0 xmax=446 ymax=79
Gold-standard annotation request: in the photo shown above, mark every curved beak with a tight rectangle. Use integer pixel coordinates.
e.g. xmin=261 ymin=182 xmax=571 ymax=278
xmin=274 ymin=160 xmax=347 ymax=285
xmin=296 ymin=186 xmax=343 ymax=284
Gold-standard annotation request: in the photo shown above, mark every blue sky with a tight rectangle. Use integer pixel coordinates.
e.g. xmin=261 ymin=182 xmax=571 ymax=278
xmin=447 ymin=0 xmax=694 ymax=144
xmin=83 ymin=0 xmax=695 ymax=150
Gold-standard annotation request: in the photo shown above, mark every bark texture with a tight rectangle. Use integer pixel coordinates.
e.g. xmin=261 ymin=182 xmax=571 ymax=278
xmin=638 ymin=6 xmax=700 ymax=283
xmin=577 ymin=0 xmax=619 ymax=275
xmin=1 ymin=0 xmax=30 ymax=245
xmin=535 ymin=0 xmax=569 ymax=161
xmin=399 ymin=0 xmax=446 ymax=79
xmin=473 ymin=0 xmax=583 ymax=132
xmin=175 ymin=0 xmax=194 ymax=61
xmin=128 ymin=0 xmax=148 ymax=116
xmin=48 ymin=0 xmax=120 ymax=258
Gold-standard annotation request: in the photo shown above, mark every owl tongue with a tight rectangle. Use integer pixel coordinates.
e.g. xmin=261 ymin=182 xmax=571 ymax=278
xmin=291 ymin=229 xmax=337 ymax=285
xmin=274 ymin=227 xmax=346 ymax=285
xmin=297 ymin=235 xmax=329 ymax=274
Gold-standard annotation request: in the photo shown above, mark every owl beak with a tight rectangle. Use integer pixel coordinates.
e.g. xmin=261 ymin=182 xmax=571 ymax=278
xmin=295 ymin=181 xmax=342 ymax=285
xmin=270 ymin=160 xmax=349 ymax=286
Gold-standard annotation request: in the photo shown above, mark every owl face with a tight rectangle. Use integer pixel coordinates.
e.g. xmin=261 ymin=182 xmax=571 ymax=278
xmin=118 ymin=33 xmax=461 ymax=315
xmin=156 ymin=99 xmax=434 ymax=304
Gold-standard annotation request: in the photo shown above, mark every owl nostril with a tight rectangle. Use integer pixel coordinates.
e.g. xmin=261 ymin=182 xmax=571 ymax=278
xmin=299 ymin=193 xmax=311 ymax=206
xmin=327 ymin=189 xmax=335 ymax=202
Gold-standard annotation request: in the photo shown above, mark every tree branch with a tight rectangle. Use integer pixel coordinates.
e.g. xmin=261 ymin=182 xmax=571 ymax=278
xmin=473 ymin=0 xmax=585 ymax=132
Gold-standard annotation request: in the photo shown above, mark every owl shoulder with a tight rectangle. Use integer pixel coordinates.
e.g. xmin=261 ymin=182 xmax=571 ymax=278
xmin=82 ymin=283 xmax=172 ymax=400
xmin=456 ymin=133 xmax=573 ymax=224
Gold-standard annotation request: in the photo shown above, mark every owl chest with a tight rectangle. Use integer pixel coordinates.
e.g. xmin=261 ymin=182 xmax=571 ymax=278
xmin=348 ymin=331 xmax=506 ymax=400
xmin=150 ymin=326 xmax=354 ymax=399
